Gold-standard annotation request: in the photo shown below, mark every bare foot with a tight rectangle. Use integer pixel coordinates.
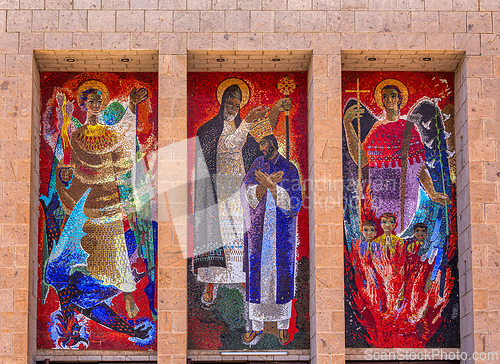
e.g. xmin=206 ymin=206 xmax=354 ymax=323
xmin=124 ymin=292 xmax=139 ymax=319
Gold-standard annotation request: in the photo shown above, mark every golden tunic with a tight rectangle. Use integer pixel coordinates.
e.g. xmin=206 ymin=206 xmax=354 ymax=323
xmin=56 ymin=109 xmax=137 ymax=292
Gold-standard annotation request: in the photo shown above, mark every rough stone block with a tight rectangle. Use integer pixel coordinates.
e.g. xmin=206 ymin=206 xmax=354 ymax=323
xmin=102 ymin=32 xmax=130 ymax=50
xmin=288 ymin=0 xmax=313 ymax=10
xmin=250 ymin=10 xmax=275 ymax=32
xmin=115 ymin=11 xmax=145 ymax=32
xmin=439 ymin=11 xmax=466 ymax=33
xmin=131 ymin=0 xmax=158 ymax=9
xmin=426 ymin=33 xmax=454 ymax=50
xmin=187 ymin=33 xmax=212 ymax=50
xmin=481 ymin=34 xmax=500 ymax=56
xmin=0 ymin=0 xmax=19 ymax=9
xmin=200 ymin=11 xmax=223 ymax=32
xmin=88 ymin=10 xmax=116 ymax=32
xmin=44 ymin=0 xmax=72 ymax=8
xmin=326 ymin=10 xmax=354 ymax=32
xmin=467 ymin=99 xmax=495 ymax=118
xmin=301 ymin=11 xmax=327 ymax=32
xmin=466 ymin=12 xmax=492 ymax=33
xmin=397 ymin=32 xmax=425 ymax=50
xmin=341 ymin=0 xmax=368 ymax=10
xmin=237 ymin=32 xmax=262 ymax=50
xmin=470 ymin=182 xmax=497 ymax=203
xmin=425 ymin=0 xmax=452 ymax=10
xmin=479 ymin=0 xmax=500 ymax=11
xmin=355 ymin=11 xmax=383 ymax=32
xmin=262 ymin=0 xmax=286 ymax=9
xmin=173 ymin=11 xmax=199 ymax=32
xmin=6 ymin=11 xmax=31 ymax=32
xmin=237 ymin=0 xmax=261 ymax=10
xmin=275 ymin=10 xmax=300 ymax=32
xmin=212 ymin=0 xmax=236 ymax=10
xmin=32 ymin=10 xmax=58 ymax=32
xmin=73 ymin=0 xmax=101 ymax=10
xmin=411 ymin=11 xmax=439 ymax=33
xmin=314 ymin=0 xmax=340 ymax=10
xmin=397 ymin=0 xmax=424 ymax=10
xmin=102 ymin=0 xmax=129 ymax=9
xmin=454 ymin=33 xmax=481 ymax=55
xmin=382 ymin=11 xmax=411 ymax=32
xmin=225 ymin=10 xmax=250 ymax=32
xmin=262 ymin=33 xmax=287 ymax=49
xmin=73 ymin=32 xmax=102 ymax=49
xmin=58 ymin=10 xmax=88 ymax=32
xmin=369 ymin=32 xmax=397 ymax=49
xmin=368 ymin=0 xmax=397 ymax=10
xmin=131 ymin=32 xmax=159 ymax=49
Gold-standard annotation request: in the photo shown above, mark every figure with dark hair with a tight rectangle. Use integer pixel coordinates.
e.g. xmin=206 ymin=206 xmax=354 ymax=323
xmin=375 ymin=212 xmax=404 ymax=257
xmin=360 ymin=220 xmax=380 ymax=258
xmin=241 ymin=130 xmax=302 ymax=345
xmin=343 ymin=79 xmax=450 ymax=234
xmin=407 ymin=222 xmax=428 ymax=255
xmin=193 ymin=78 xmax=291 ymax=305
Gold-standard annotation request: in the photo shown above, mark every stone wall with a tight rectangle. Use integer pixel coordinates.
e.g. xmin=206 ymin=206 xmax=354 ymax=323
xmin=0 ymin=1 xmax=498 ymax=363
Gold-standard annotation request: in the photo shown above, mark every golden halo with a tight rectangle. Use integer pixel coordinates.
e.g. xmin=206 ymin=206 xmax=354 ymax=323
xmin=374 ymin=78 xmax=408 ymax=111
xmin=76 ymin=80 xmax=110 ymax=111
xmin=216 ymin=78 xmax=250 ymax=108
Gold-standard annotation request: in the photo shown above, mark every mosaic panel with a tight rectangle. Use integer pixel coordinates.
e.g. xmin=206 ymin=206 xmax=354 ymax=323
xmin=37 ymin=72 xmax=158 ymax=350
xmin=343 ymin=71 xmax=460 ymax=348
xmin=187 ymin=72 xmax=309 ymax=350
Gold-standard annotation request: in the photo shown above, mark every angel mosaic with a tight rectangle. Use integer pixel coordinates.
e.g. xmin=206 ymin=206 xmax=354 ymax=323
xmin=343 ymin=72 xmax=460 ymax=348
xmin=37 ymin=73 xmax=158 ymax=350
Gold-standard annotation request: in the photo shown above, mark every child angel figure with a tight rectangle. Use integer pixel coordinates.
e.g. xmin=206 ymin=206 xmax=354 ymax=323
xmin=375 ymin=212 xmax=404 ymax=258
xmin=359 ymin=220 xmax=381 ymax=258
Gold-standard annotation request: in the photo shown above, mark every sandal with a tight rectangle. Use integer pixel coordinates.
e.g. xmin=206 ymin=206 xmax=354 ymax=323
xmin=279 ymin=329 xmax=290 ymax=344
xmin=243 ymin=330 xmax=263 ymax=344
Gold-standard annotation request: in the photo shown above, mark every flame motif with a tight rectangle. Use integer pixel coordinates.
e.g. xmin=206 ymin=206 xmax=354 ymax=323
xmin=346 ymin=187 xmax=458 ymax=347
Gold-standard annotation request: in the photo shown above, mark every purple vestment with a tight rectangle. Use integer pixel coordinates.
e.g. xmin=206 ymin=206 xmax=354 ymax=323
xmin=241 ymin=153 xmax=302 ymax=305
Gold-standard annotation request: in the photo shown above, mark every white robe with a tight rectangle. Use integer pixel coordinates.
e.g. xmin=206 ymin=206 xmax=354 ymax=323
xmin=197 ymin=118 xmax=252 ymax=284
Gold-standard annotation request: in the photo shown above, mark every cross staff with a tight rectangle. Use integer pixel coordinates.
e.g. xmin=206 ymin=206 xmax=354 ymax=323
xmin=277 ymin=75 xmax=297 ymax=160
xmin=346 ymin=79 xmax=370 ymax=230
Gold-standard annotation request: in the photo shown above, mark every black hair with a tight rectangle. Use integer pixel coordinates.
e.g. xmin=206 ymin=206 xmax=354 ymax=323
xmin=221 ymin=84 xmax=242 ymax=105
xmin=261 ymin=135 xmax=279 ymax=150
xmin=217 ymin=84 xmax=243 ymax=121
xmin=413 ymin=222 xmax=427 ymax=231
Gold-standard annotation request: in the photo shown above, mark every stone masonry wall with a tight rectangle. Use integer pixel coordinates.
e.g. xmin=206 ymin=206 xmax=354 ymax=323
xmin=0 ymin=1 xmax=498 ymax=363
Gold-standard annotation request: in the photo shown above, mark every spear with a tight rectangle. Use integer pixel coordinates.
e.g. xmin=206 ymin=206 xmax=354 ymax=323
xmin=346 ymin=79 xmax=370 ymax=230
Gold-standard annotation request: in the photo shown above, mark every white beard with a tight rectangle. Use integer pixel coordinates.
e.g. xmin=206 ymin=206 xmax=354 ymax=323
xmin=223 ymin=109 xmax=237 ymax=122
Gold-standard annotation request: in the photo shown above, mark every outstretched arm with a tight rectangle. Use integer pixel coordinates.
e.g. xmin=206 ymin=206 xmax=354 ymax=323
xmin=268 ymin=97 xmax=292 ymax=128
xmin=219 ymin=105 xmax=269 ymax=153
xmin=343 ymin=105 xmax=368 ymax=167
xmin=418 ymin=165 xmax=451 ymax=206
xmin=129 ymin=87 xmax=148 ymax=114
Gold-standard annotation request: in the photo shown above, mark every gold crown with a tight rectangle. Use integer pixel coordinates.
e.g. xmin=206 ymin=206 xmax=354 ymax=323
xmin=249 ymin=117 xmax=273 ymax=143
